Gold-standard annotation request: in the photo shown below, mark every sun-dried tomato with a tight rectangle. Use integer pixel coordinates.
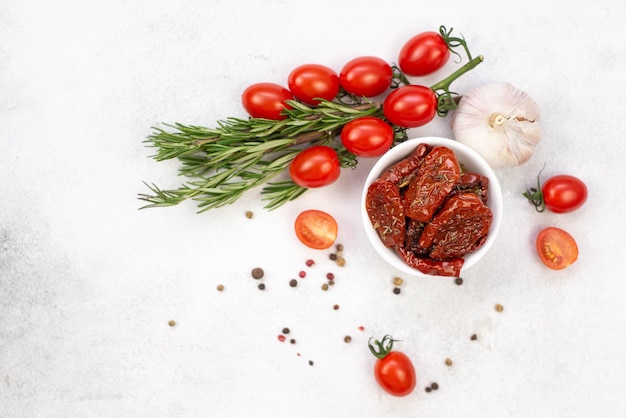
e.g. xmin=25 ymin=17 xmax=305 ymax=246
xmin=396 ymin=247 xmax=464 ymax=277
xmin=403 ymin=146 xmax=461 ymax=222
xmin=404 ymin=218 xmax=428 ymax=254
xmin=419 ymin=193 xmax=493 ymax=259
xmin=453 ymin=172 xmax=489 ymax=205
xmin=365 ymin=179 xmax=406 ymax=247
xmin=378 ymin=143 xmax=432 ymax=187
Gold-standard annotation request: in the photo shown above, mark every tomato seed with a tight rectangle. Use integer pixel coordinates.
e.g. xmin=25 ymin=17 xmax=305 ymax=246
xmin=455 ymin=277 xmax=464 ymax=286
xmin=344 ymin=336 xmax=352 ymax=343
xmin=251 ymin=268 xmax=264 ymax=280
xmin=299 ymin=271 xmax=306 ymax=278
xmin=289 ymin=279 xmax=298 ymax=287
xmin=306 ymin=259 xmax=315 ymax=267
xmin=495 ymin=303 xmax=504 ymax=312
xmin=168 ymin=320 xmax=176 ymax=327
xmin=393 ymin=287 xmax=401 ymax=295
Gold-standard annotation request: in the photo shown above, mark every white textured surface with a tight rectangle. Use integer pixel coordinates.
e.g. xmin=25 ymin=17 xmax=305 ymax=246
xmin=2 ymin=1 xmax=626 ymax=417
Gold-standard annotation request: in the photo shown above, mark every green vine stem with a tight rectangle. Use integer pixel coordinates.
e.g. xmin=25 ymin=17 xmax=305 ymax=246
xmin=439 ymin=25 xmax=473 ymax=63
xmin=431 ymin=54 xmax=484 ymax=117
xmin=368 ymin=335 xmax=398 ymax=359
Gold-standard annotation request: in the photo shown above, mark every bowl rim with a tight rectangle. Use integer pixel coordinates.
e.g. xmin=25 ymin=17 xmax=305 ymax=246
xmin=360 ymin=136 xmax=503 ymax=277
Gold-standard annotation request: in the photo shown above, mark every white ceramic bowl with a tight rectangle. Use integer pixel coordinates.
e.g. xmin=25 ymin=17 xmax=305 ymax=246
xmin=360 ymin=136 xmax=503 ymax=277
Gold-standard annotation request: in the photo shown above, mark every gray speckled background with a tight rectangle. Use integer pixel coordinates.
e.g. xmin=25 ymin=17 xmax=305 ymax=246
xmin=2 ymin=1 xmax=626 ymax=417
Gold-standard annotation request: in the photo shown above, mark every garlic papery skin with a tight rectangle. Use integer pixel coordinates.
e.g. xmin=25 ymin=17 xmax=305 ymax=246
xmin=451 ymin=82 xmax=541 ymax=167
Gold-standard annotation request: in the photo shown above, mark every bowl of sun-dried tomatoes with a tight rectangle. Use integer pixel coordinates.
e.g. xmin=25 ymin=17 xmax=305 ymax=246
xmin=361 ymin=136 xmax=503 ymax=278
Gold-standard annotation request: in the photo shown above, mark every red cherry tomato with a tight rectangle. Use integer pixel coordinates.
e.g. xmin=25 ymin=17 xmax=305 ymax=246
xmin=294 ymin=209 xmax=338 ymax=250
xmin=536 ymin=227 xmax=578 ymax=270
xmin=524 ymin=170 xmax=588 ymax=213
xmin=340 ymin=116 xmax=394 ymax=158
xmin=241 ymin=82 xmax=294 ymax=120
xmin=287 ymin=64 xmax=340 ymax=105
xmin=289 ymin=145 xmax=340 ymax=188
xmin=383 ymin=85 xmax=437 ymax=128
xmin=339 ymin=56 xmax=393 ymax=97
xmin=369 ymin=335 xmax=416 ymax=397
xmin=542 ymin=175 xmax=588 ymax=213
xmin=398 ymin=31 xmax=450 ymax=76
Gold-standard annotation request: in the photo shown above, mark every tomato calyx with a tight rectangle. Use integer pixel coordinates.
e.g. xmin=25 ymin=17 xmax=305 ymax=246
xmin=439 ymin=25 xmax=473 ymax=64
xmin=522 ymin=164 xmax=547 ymax=212
xmin=368 ymin=335 xmax=399 ymax=359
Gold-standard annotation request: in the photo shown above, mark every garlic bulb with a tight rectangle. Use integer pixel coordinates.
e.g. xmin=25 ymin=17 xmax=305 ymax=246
xmin=451 ymin=82 xmax=541 ymax=167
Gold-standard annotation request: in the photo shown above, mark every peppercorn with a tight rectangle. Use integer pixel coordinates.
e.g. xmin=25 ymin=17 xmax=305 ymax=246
xmin=344 ymin=336 xmax=352 ymax=343
xmin=245 ymin=210 xmax=253 ymax=219
xmin=425 ymin=387 xmax=432 ymax=393
xmin=336 ymin=257 xmax=346 ymax=267
xmin=336 ymin=243 xmax=344 ymax=252
xmin=305 ymin=259 xmax=315 ymax=267
xmin=333 ymin=304 xmax=339 ymax=310
xmin=290 ymin=339 xmax=296 ymax=344
xmin=455 ymin=277 xmax=464 ymax=286
xmin=431 ymin=382 xmax=439 ymax=390
xmin=329 ymin=253 xmax=337 ymax=261
xmin=299 ymin=271 xmax=306 ymax=278
xmin=216 ymin=284 xmax=224 ymax=291
xmin=326 ymin=272 xmax=335 ymax=280
xmin=495 ymin=303 xmax=504 ymax=312
xmin=282 ymin=327 xmax=290 ymax=334
xmin=393 ymin=277 xmax=404 ymax=286
xmin=168 ymin=320 xmax=176 ymax=327
xmin=393 ymin=287 xmax=401 ymax=295
xmin=321 ymin=283 xmax=329 ymax=291
xmin=308 ymin=360 xmax=314 ymax=366
xmin=289 ymin=279 xmax=298 ymax=287
xmin=251 ymin=268 xmax=264 ymax=280
xmin=471 ymin=334 xmax=477 ymax=341
xmin=445 ymin=358 xmax=453 ymax=367
xmin=258 ymin=283 xmax=265 ymax=290
xmin=328 ymin=280 xmax=335 ymax=286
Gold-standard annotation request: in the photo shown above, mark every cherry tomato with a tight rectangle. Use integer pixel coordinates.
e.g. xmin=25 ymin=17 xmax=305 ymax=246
xmin=241 ymin=82 xmax=294 ymax=120
xmin=536 ymin=227 xmax=578 ymax=270
xmin=524 ymin=170 xmax=588 ymax=213
xmin=289 ymin=145 xmax=340 ymax=188
xmin=340 ymin=116 xmax=394 ymax=157
xmin=382 ymin=85 xmax=437 ymax=128
xmin=287 ymin=64 xmax=340 ymax=105
xmin=398 ymin=31 xmax=450 ymax=76
xmin=294 ymin=209 xmax=338 ymax=250
xmin=339 ymin=56 xmax=393 ymax=97
xmin=542 ymin=175 xmax=588 ymax=213
xmin=369 ymin=335 xmax=416 ymax=397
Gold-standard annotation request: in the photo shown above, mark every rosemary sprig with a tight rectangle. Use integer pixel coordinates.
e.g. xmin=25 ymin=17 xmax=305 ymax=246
xmin=139 ymin=100 xmax=384 ymax=211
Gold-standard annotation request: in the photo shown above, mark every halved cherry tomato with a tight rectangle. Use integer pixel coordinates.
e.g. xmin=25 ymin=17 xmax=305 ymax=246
xmin=289 ymin=145 xmax=341 ymax=188
xmin=382 ymin=85 xmax=437 ymax=128
xmin=340 ymin=116 xmax=394 ymax=157
xmin=369 ymin=335 xmax=416 ymax=397
xmin=398 ymin=31 xmax=450 ymax=76
xmin=339 ymin=56 xmax=393 ymax=97
xmin=536 ymin=227 xmax=578 ymax=270
xmin=287 ymin=64 xmax=340 ymax=105
xmin=294 ymin=209 xmax=338 ymax=250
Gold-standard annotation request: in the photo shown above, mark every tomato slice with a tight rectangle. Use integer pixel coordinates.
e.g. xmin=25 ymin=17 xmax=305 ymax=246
xmin=294 ymin=209 xmax=338 ymax=250
xmin=536 ymin=227 xmax=578 ymax=270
